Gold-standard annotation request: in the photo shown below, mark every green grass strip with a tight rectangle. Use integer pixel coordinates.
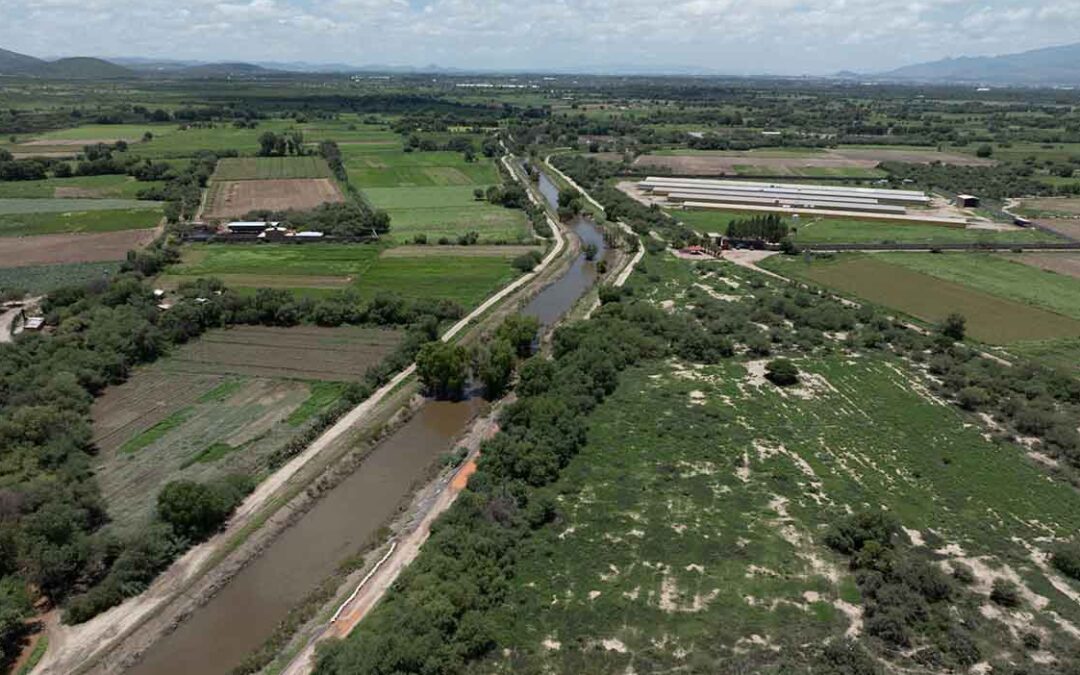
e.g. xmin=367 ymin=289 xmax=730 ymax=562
xmin=120 ymin=407 xmax=193 ymax=454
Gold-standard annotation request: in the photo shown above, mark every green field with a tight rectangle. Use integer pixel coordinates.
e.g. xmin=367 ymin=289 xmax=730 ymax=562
xmin=674 ymin=209 xmax=1063 ymax=245
xmin=0 ymin=175 xmax=163 ymax=199
xmin=161 ymin=243 xmax=520 ymax=307
xmin=479 ymin=353 xmax=1080 ymax=672
xmin=0 ymin=198 xmax=162 ymax=214
xmin=875 ymin=252 xmax=1080 ymax=320
xmin=0 ymin=261 xmax=121 ymax=294
xmin=211 ymin=156 xmax=333 ymax=181
xmin=348 ymin=147 xmax=531 ymax=243
xmin=0 ymin=208 xmax=162 ymax=237
xmin=762 ymin=254 xmax=1080 ymax=344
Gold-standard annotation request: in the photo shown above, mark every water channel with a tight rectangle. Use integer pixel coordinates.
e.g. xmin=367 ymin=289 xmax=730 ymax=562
xmin=128 ymin=171 xmax=606 ymax=675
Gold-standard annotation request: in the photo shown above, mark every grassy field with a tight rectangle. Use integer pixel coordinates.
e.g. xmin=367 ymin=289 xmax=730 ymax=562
xmin=0 ymin=208 xmax=162 ymax=237
xmin=211 ymin=156 xmax=333 ymax=181
xmin=761 ymin=254 xmax=1080 ymax=344
xmin=479 ymin=352 xmax=1080 ymax=672
xmin=0 ymin=198 xmax=162 ymax=214
xmin=0 ymin=261 xmax=120 ymax=294
xmin=90 ymin=324 xmax=402 ymax=533
xmin=160 ymin=243 xmax=521 ymax=307
xmin=674 ymin=209 xmax=1063 ymax=245
xmin=349 ymin=148 xmax=531 ymax=243
xmin=875 ymin=252 xmax=1080 ymax=320
xmin=0 ymin=175 xmax=162 ymax=199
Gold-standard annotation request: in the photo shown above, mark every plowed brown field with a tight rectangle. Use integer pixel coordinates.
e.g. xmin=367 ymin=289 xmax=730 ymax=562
xmin=0 ymin=227 xmax=160 ymax=267
xmin=202 ymin=178 xmax=344 ymax=219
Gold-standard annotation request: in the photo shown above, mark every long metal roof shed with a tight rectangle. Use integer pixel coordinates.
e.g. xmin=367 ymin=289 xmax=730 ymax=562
xmin=666 ymin=192 xmax=908 ymax=214
xmin=640 ymin=177 xmax=930 ymax=205
xmin=680 ymin=201 xmax=967 ymax=226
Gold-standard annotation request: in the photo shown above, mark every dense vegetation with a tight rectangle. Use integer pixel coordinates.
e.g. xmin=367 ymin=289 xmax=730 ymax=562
xmin=0 ymin=243 xmax=474 ymax=641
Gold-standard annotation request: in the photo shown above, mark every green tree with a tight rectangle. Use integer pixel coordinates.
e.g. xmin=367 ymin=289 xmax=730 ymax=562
xmin=475 ymin=339 xmax=516 ymax=399
xmin=765 ymin=358 xmax=799 ymax=386
xmin=416 ymin=341 xmax=470 ymax=399
xmin=941 ymin=313 xmax=966 ymax=341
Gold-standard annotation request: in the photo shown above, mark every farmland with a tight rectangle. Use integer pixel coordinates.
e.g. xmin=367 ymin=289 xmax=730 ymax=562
xmin=160 ymin=243 xmax=522 ymax=306
xmin=202 ymin=178 xmax=343 ymax=220
xmin=0 ymin=207 xmax=162 ymax=237
xmin=0 ymin=175 xmax=162 ymax=199
xmin=0 ymin=261 xmax=120 ymax=294
xmin=344 ymin=144 xmax=532 ymax=243
xmin=0 ymin=227 xmax=160 ymax=267
xmin=634 ymin=146 xmax=992 ymax=178
xmin=874 ymin=252 xmax=1080 ymax=320
xmin=761 ymin=254 xmax=1080 ymax=343
xmin=211 ymin=156 xmax=333 ymax=181
xmin=90 ymin=325 xmax=404 ymax=533
xmin=163 ymin=325 xmax=404 ymax=381
xmin=673 ymin=208 xmax=1062 ymax=245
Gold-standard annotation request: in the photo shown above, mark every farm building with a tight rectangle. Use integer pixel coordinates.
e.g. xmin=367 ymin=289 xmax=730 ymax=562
xmin=226 ymin=221 xmax=281 ymax=234
xmin=957 ymin=194 xmax=980 ymax=208
xmin=638 ymin=177 xmax=968 ymax=227
xmin=23 ymin=316 xmax=44 ymax=331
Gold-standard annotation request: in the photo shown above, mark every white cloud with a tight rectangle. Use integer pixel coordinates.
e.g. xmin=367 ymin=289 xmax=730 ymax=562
xmin=0 ymin=0 xmax=1078 ymax=73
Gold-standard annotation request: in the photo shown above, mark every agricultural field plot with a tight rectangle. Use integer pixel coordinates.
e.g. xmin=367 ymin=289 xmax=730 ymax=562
xmin=201 ymin=178 xmax=343 ymax=220
xmin=0 ymin=208 xmax=163 ymax=237
xmin=762 ymin=254 xmax=1080 ymax=344
xmin=480 ymin=354 xmax=1080 ymax=673
xmin=91 ymin=324 xmax=402 ymax=532
xmin=1008 ymin=252 xmax=1080 ymax=281
xmin=0 ymin=261 xmax=120 ymax=294
xmin=674 ymin=209 xmax=1061 ymax=245
xmin=163 ymin=325 xmax=404 ymax=382
xmin=0 ymin=175 xmax=162 ymax=199
xmin=211 ymin=156 xmax=333 ymax=181
xmin=0 ymin=227 xmax=160 ymax=268
xmin=1035 ymin=219 xmax=1080 ymax=241
xmin=344 ymin=150 xmax=498 ymax=187
xmin=875 ymin=252 xmax=1080 ymax=320
xmin=635 ymin=146 xmax=992 ymax=176
xmin=0 ymin=198 xmax=161 ymax=214
xmin=1015 ymin=197 xmax=1080 ymax=218
xmin=161 ymin=243 xmax=522 ymax=307
xmin=381 ymin=204 xmax=531 ymax=244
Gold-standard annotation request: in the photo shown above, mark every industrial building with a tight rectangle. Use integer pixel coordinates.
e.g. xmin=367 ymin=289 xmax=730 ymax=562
xmin=637 ymin=177 xmax=968 ymax=227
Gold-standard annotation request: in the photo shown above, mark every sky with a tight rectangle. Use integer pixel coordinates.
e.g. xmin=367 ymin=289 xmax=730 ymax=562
xmin=1 ymin=0 xmax=1079 ymax=74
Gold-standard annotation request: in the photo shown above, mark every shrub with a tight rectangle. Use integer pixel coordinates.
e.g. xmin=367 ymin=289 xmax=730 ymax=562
xmin=990 ymin=578 xmax=1021 ymax=607
xmin=941 ymin=313 xmax=966 ymax=341
xmin=1051 ymin=542 xmax=1080 ymax=581
xmin=956 ymin=386 xmax=989 ymax=411
xmin=764 ymin=358 xmax=799 ymax=386
xmin=951 ymin=562 xmax=975 ymax=584
xmin=512 ymin=249 xmax=543 ymax=273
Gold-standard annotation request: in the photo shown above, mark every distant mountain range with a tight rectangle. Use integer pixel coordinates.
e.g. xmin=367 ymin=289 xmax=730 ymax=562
xmin=4 ymin=42 xmax=1080 ymax=84
xmin=874 ymin=42 xmax=1080 ymax=86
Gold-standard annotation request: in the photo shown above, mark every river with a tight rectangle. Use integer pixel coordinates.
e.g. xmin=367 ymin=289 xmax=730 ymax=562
xmin=127 ymin=170 xmax=606 ymax=675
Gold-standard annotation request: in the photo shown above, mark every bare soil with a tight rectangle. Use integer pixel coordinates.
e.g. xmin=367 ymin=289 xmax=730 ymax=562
xmin=634 ymin=148 xmax=993 ymax=175
xmin=202 ymin=179 xmax=344 ymax=220
xmin=0 ymin=227 xmax=160 ymax=267
xmin=1007 ymin=252 xmax=1080 ymax=280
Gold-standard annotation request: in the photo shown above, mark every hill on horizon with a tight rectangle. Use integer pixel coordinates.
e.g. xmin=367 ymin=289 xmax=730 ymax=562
xmin=0 ymin=47 xmax=133 ymax=78
xmin=880 ymin=42 xmax=1080 ymax=85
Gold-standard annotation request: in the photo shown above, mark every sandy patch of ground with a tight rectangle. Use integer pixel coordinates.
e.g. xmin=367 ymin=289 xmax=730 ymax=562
xmin=0 ymin=226 xmax=160 ymax=267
